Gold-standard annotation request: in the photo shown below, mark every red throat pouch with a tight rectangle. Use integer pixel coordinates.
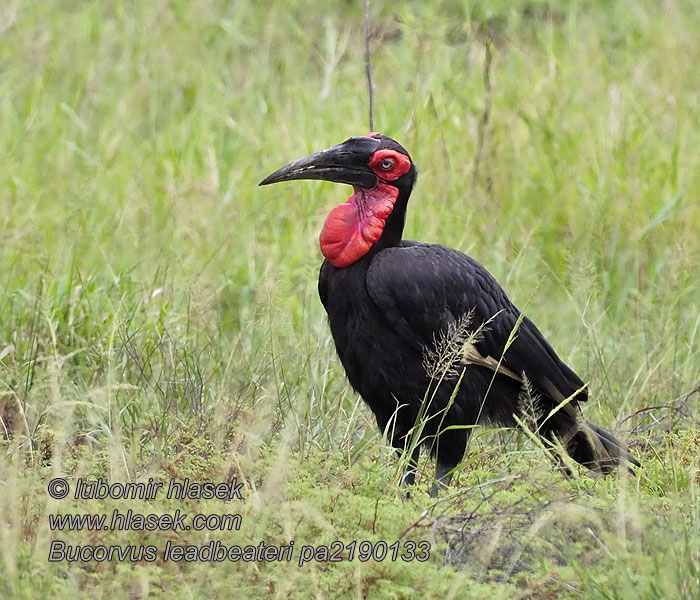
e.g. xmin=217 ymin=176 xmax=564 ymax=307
xmin=319 ymin=184 xmax=398 ymax=267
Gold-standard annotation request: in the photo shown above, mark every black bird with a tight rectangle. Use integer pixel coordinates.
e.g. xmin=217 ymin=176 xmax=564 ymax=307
xmin=260 ymin=134 xmax=638 ymax=496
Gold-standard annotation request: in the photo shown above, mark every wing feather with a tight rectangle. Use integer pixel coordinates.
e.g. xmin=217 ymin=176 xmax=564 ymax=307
xmin=366 ymin=243 xmax=588 ymax=403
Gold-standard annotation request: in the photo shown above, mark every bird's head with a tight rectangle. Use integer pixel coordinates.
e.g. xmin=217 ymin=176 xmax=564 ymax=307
xmin=260 ymin=133 xmax=417 ymax=268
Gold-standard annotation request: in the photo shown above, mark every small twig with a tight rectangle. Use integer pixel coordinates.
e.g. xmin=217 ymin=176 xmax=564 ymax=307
xmin=371 ymin=496 xmax=380 ymax=533
xmin=472 ymin=18 xmax=494 ymax=194
xmin=364 ymin=0 xmax=374 ymax=131
xmin=619 ymin=382 xmax=700 ymax=434
xmin=398 ymin=508 xmax=431 ymax=540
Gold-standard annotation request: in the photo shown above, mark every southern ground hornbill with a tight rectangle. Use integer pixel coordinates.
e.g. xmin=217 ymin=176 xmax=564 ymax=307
xmin=260 ymin=133 xmax=638 ymax=496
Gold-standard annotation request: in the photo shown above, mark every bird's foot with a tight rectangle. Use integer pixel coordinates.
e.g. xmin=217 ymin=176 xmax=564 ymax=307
xmin=429 ymin=463 xmax=453 ymax=498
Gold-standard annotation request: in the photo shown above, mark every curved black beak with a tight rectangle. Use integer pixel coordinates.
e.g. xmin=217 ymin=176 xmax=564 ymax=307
xmin=259 ymin=137 xmax=379 ymax=188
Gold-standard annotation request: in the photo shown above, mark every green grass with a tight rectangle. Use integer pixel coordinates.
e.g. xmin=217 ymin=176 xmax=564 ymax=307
xmin=1 ymin=0 xmax=699 ymax=597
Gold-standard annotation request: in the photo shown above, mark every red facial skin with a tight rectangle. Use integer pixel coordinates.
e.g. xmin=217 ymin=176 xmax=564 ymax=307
xmin=319 ymin=149 xmax=411 ymax=267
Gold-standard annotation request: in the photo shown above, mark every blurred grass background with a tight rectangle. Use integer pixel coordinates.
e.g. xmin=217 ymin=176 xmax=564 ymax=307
xmin=0 ymin=0 xmax=699 ymax=598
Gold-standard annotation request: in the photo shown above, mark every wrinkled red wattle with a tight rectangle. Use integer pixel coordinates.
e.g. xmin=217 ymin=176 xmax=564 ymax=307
xmin=319 ymin=183 xmax=398 ymax=267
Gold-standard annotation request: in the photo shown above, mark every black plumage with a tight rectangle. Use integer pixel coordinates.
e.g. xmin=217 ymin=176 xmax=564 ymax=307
xmin=261 ymin=134 xmax=638 ymax=495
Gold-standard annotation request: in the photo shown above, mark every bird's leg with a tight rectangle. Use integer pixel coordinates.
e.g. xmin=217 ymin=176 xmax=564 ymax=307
xmin=401 ymin=446 xmax=421 ymax=496
xmin=428 ymin=427 xmax=468 ymax=498
xmin=429 ymin=462 xmax=453 ymax=498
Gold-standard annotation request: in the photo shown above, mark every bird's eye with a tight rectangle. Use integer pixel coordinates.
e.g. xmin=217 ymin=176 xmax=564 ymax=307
xmin=379 ymin=158 xmax=395 ymax=170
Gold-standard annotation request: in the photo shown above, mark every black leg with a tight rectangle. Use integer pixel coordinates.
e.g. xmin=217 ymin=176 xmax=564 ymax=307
xmin=429 ymin=461 xmax=454 ymax=498
xmin=402 ymin=446 xmax=421 ymax=490
xmin=428 ymin=423 xmax=469 ymax=498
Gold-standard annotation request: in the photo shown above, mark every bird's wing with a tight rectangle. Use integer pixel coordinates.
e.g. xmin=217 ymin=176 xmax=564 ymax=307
xmin=366 ymin=243 xmax=588 ymax=403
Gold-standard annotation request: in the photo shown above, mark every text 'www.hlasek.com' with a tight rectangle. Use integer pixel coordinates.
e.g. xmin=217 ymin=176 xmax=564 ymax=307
xmin=46 ymin=477 xmax=431 ymax=564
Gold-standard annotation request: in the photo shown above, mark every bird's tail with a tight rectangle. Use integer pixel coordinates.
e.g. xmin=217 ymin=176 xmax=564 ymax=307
xmin=541 ymin=412 xmax=640 ymax=473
